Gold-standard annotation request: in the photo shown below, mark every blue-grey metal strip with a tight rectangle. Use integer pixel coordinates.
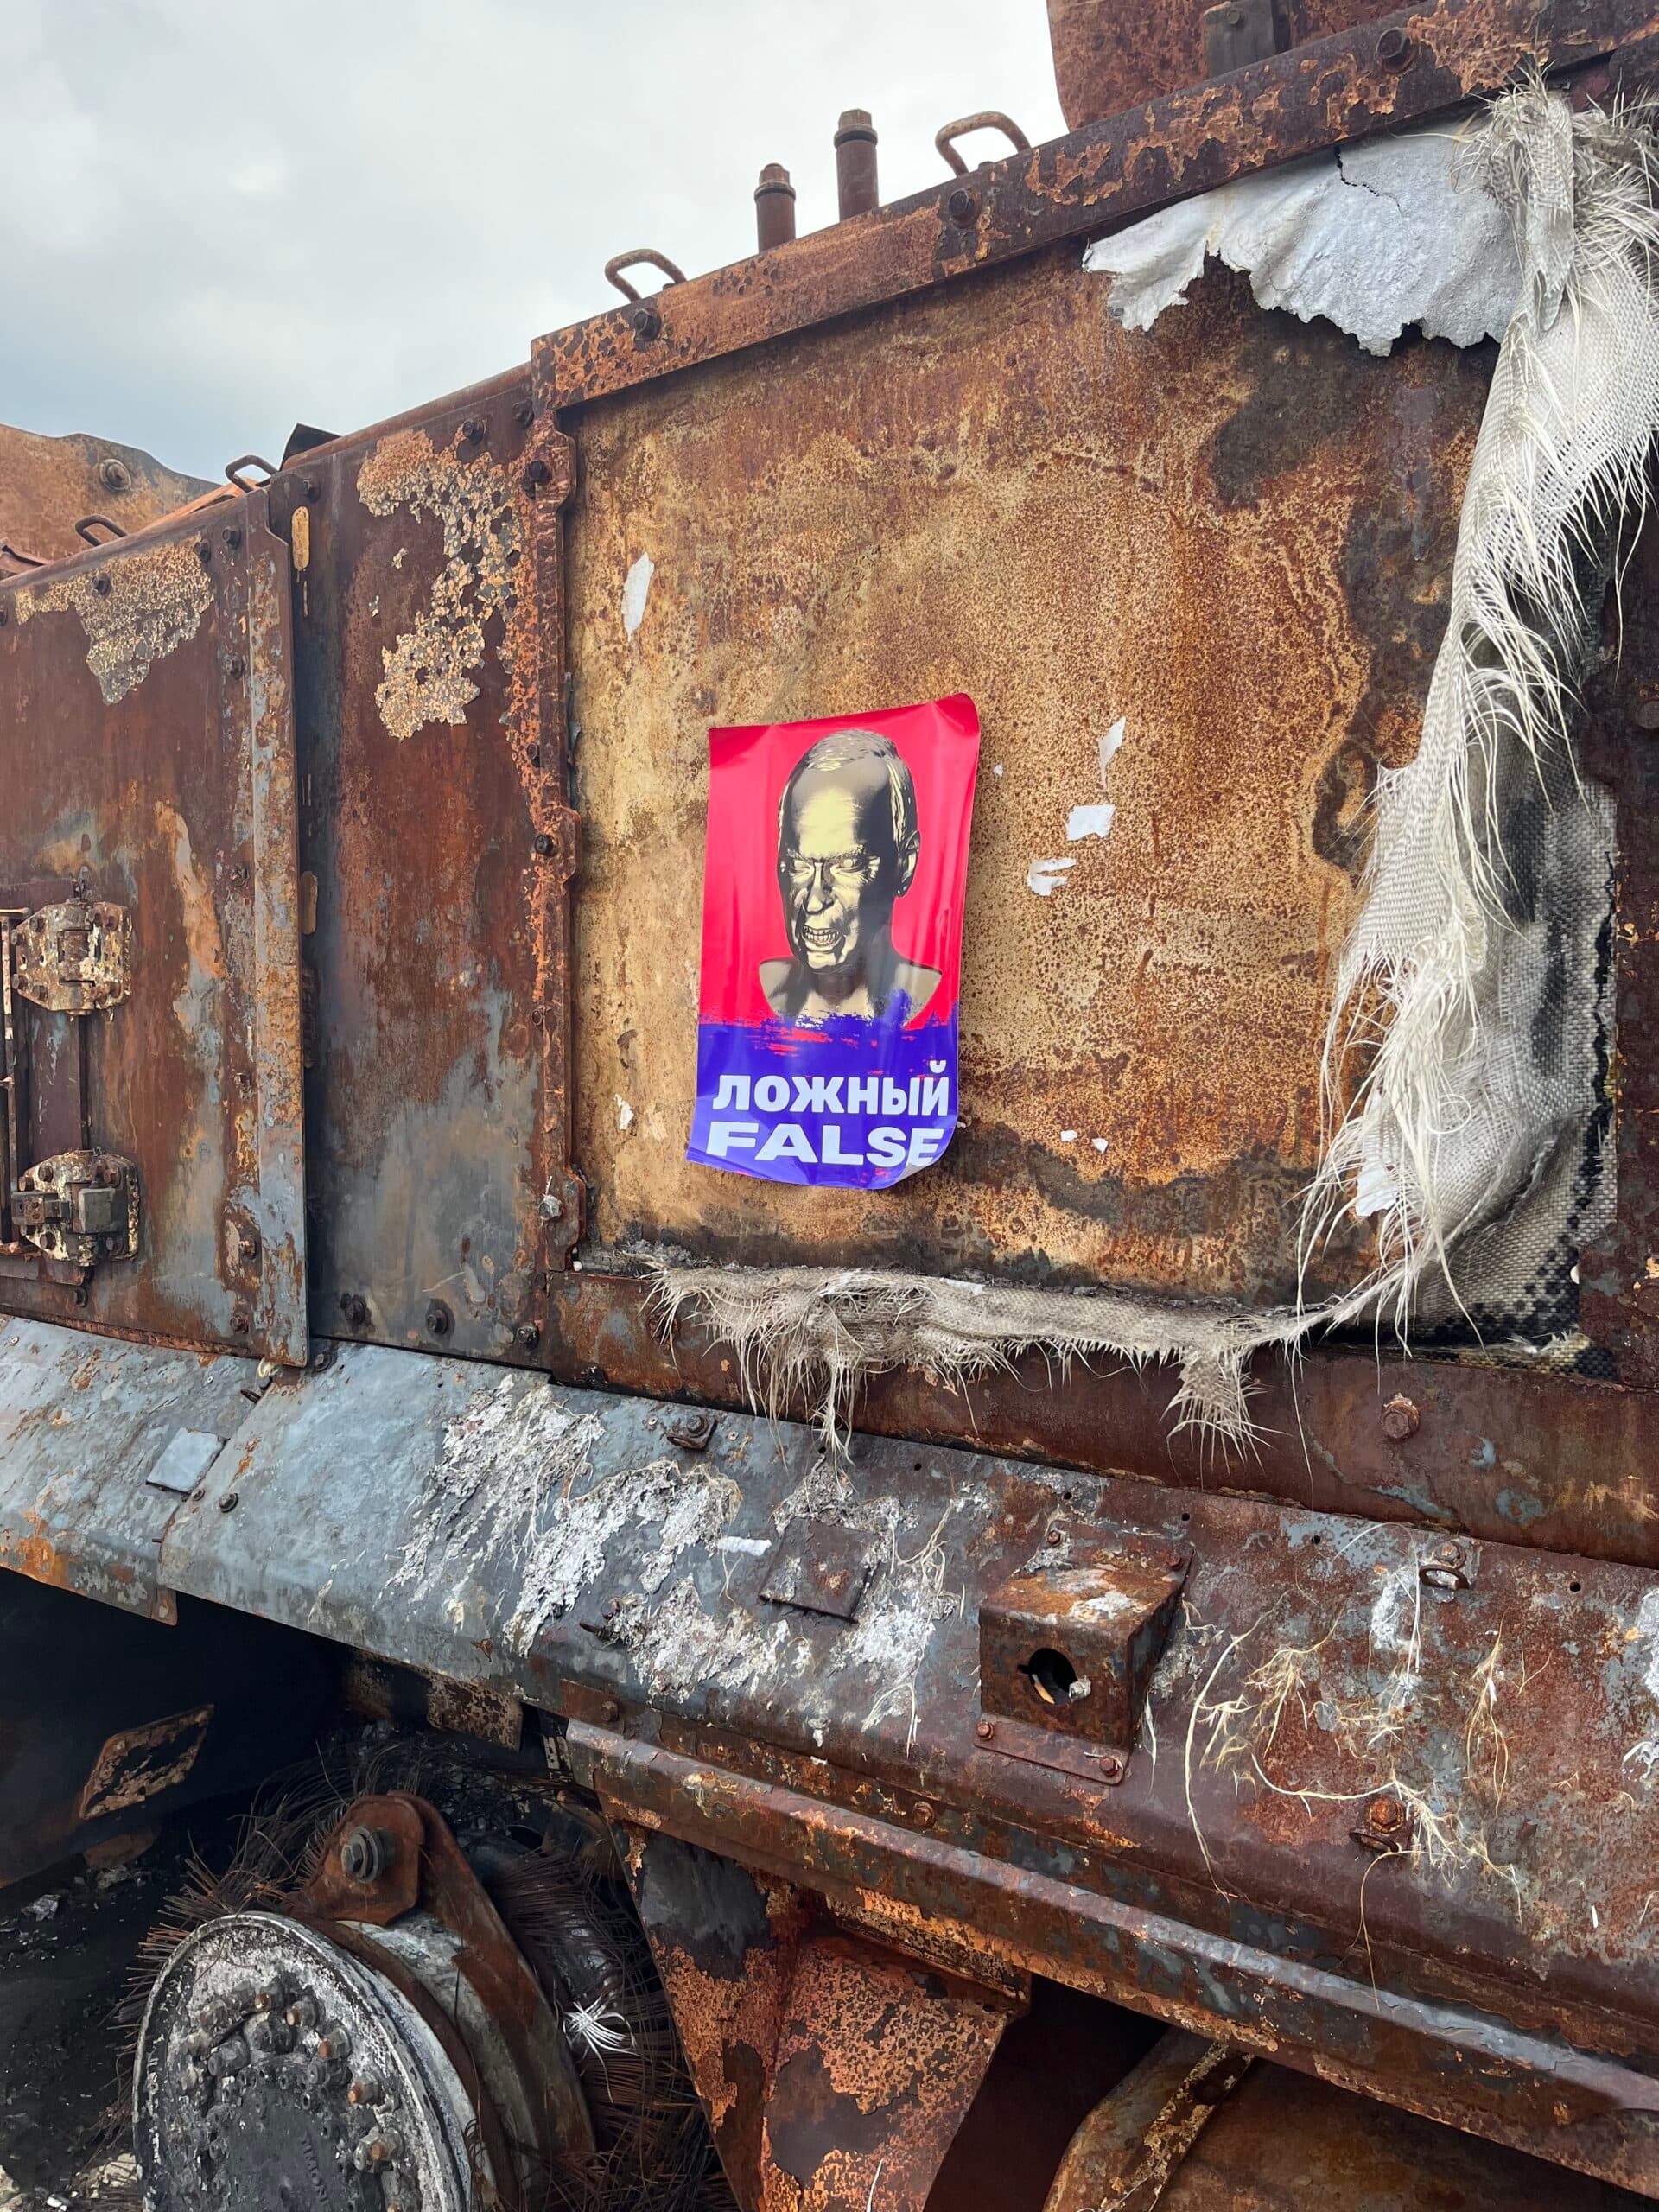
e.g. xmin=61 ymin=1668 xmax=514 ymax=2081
xmin=0 ymin=1318 xmax=262 ymax=1618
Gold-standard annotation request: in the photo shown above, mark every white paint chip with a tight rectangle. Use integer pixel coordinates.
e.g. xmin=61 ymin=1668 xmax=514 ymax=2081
xmin=1066 ymin=802 xmax=1116 ymax=842
xmin=992 ymin=763 xmax=1004 ymax=778
xmin=1027 ymin=856 xmax=1076 ymax=896
xmin=1098 ymin=716 xmax=1127 ymax=781
xmin=1092 ymin=1137 xmax=1109 ymax=1153
xmin=1060 ymin=1129 xmax=1077 ymax=1143
xmin=621 ymin=550 xmax=654 ymax=638
xmin=615 ymin=1095 xmax=636 ymax=1134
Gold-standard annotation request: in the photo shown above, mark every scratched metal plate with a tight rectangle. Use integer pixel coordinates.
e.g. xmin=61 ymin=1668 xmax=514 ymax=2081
xmin=266 ymin=376 xmax=575 ymax=1365
xmin=560 ymin=250 xmax=1493 ymax=1300
xmin=156 ymin=1341 xmax=1659 ymax=2081
xmin=0 ymin=493 xmax=306 ymax=1363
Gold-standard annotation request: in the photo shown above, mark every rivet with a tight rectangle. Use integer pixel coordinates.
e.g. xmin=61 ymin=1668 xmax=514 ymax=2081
xmin=93 ymin=574 xmax=112 ymax=597
xmin=219 ymin=1491 xmax=240 ymax=1513
xmin=516 ymin=1322 xmax=542 ymax=1351
xmin=99 ymin=456 xmax=132 ymax=492
xmin=228 ymin=654 xmax=245 ymax=678
xmin=534 ymin=832 xmax=555 ymax=856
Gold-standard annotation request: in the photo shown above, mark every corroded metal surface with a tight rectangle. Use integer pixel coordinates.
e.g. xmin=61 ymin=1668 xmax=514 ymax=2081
xmin=1149 ymin=2056 xmax=1657 ymax=2208
xmin=563 ymin=252 xmax=1487 ymax=1298
xmin=0 ymin=493 xmax=306 ymax=1363
xmin=141 ymin=1342 xmax=1659 ymax=2171
xmin=0 ymin=422 xmax=212 ymax=576
xmin=265 ymin=384 xmax=578 ymax=1364
xmin=1042 ymin=2029 xmax=1252 ymax=2212
xmin=0 ymin=1318 xmax=260 ymax=1617
xmin=544 ymin=1274 xmax=1659 ymax=1567
xmin=536 ymin=0 xmax=1659 ymax=410
xmin=620 ymin=1831 xmax=1015 ymax=2212
xmin=1046 ymin=0 xmax=1402 ymax=127
xmin=587 ymin=1732 xmax=1659 ymax=2194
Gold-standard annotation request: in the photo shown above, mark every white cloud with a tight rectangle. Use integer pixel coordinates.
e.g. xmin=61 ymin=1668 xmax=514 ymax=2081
xmin=0 ymin=0 xmax=1066 ymax=477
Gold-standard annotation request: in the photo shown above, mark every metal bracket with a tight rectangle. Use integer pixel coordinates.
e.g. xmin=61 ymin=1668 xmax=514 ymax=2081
xmin=11 ymin=896 xmax=131 ymax=1014
xmin=1201 ymin=0 xmax=1286 ymax=76
xmin=978 ymin=1538 xmax=1189 ymax=1780
xmin=13 ymin=1148 xmax=140 ymax=1266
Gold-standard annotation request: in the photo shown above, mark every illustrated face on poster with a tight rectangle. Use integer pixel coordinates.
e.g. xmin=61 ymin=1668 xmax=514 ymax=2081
xmin=689 ymin=696 xmax=980 ymax=1190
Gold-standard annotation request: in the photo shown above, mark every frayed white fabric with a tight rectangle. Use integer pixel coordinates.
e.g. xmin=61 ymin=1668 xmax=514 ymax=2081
xmin=1302 ymin=87 xmax=1649 ymax=1338
xmin=658 ymin=89 xmax=1656 ymax=1446
xmin=652 ymin=1266 xmax=1302 ymax=1451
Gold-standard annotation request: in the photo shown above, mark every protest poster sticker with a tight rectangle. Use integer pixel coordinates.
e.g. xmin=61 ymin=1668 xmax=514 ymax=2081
xmin=688 ymin=696 xmax=980 ymax=1188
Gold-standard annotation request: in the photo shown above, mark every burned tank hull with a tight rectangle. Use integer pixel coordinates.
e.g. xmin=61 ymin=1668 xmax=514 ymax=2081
xmin=3 ymin=3 xmax=1659 ymax=2207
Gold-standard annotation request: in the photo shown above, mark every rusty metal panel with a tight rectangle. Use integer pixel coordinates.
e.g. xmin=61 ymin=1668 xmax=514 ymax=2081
xmin=0 ymin=421 xmax=213 ymax=576
xmin=152 ymin=1348 xmax=1659 ymax=2141
xmin=618 ymin=1831 xmax=1017 ymax=2212
xmin=0 ymin=494 xmax=306 ymax=1363
xmin=535 ymin=1 xmax=1659 ymax=414
xmin=266 ymin=384 xmax=581 ymax=1365
xmin=563 ymin=250 xmax=1488 ymax=1299
xmin=1045 ymin=0 xmax=1402 ymax=127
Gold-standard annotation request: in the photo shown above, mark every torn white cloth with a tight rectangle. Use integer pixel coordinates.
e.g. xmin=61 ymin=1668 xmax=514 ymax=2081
xmin=1084 ymin=118 xmax=1520 ymax=355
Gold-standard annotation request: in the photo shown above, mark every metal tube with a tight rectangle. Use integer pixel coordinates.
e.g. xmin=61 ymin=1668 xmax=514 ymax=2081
xmin=835 ymin=108 xmax=879 ymax=219
xmin=754 ymin=162 xmax=798 ymax=251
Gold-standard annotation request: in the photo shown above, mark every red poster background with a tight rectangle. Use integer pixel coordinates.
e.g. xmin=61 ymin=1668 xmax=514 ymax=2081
xmin=698 ymin=694 xmax=980 ymax=1028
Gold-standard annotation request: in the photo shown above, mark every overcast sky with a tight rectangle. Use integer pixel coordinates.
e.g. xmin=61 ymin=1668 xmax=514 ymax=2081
xmin=5 ymin=2 xmax=1067 ymax=481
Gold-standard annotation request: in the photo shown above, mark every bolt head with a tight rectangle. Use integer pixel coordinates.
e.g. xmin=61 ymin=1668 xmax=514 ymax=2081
xmin=628 ymin=302 xmax=663 ymax=341
xmin=533 ymin=831 xmax=555 ymax=856
xmin=1380 ymin=1395 xmax=1420 ymax=1441
xmin=219 ymin=1490 xmax=240 ymax=1513
xmin=947 ymin=186 xmax=981 ymax=227
xmin=975 ymin=1718 xmax=995 ymax=1741
xmin=516 ymin=1322 xmax=542 ymax=1351
xmin=424 ymin=1299 xmax=453 ymax=1339
xmin=99 ymin=457 xmax=132 ymax=492
xmin=1377 ymin=25 xmax=1413 ymax=67
xmin=1045 ymin=1525 xmax=1064 ymax=1546
xmin=228 ymin=653 xmax=245 ymax=678
xmin=912 ymin=1800 xmax=936 ymax=1827
xmin=1099 ymin=1754 xmax=1124 ymax=1782
xmin=93 ymin=574 xmax=112 ymax=597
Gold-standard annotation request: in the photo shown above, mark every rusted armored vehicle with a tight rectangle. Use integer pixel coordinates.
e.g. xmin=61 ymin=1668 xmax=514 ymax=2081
xmin=5 ymin=3 xmax=1659 ymax=2207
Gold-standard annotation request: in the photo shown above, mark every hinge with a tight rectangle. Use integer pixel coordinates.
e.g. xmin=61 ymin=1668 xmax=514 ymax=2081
xmin=12 ymin=895 xmax=132 ymax=1014
xmin=12 ymin=1149 xmax=140 ymax=1266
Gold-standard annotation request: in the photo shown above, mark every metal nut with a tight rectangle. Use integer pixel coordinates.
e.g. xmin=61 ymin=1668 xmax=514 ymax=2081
xmin=1098 ymin=1753 xmax=1124 ymax=1783
xmin=340 ymin=1292 xmax=369 ymax=1327
xmin=516 ymin=1322 xmax=542 ymax=1351
xmin=1380 ymin=1395 xmax=1420 ymax=1441
xmin=947 ymin=186 xmax=981 ymax=226
xmin=218 ymin=1491 xmax=239 ymax=1514
xmin=339 ymin=1825 xmax=397 ymax=1884
xmin=424 ymin=1299 xmax=453 ymax=1339
xmin=1376 ymin=26 xmax=1414 ymax=68
xmin=627 ymin=302 xmax=663 ymax=341
xmin=975 ymin=1718 xmax=995 ymax=1742
xmin=98 ymin=456 xmax=131 ymax=492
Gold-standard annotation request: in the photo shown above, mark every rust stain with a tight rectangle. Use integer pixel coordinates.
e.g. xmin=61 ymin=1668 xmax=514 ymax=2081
xmin=565 ymin=251 xmax=1484 ymax=1300
xmin=17 ymin=537 xmax=215 ymax=705
xmin=355 ymin=428 xmax=523 ymax=741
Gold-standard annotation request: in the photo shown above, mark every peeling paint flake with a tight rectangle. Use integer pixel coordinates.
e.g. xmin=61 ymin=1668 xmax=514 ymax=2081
xmin=356 ymin=429 xmax=522 ymax=742
xmin=18 ymin=539 xmax=215 ymax=706
xmin=1027 ymin=855 xmax=1076 ymax=896
xmin=621 ymin=550 xmax=654 ymax=638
